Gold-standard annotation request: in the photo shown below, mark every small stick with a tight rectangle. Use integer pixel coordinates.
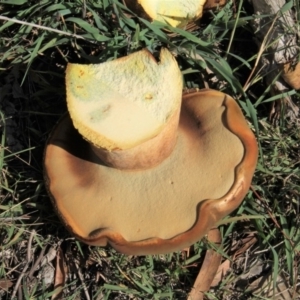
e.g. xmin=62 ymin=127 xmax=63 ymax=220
xmin=82 ymin=0 xmax=87 ymax=19
xmin=11 ymin=230 xmax=36 ymax=299
xmin=17 ymin=284 xmax=22 ymax=300
xmin=0 ymin=16 xmax=96 ymax=43
xmin=74 ymin=261 xmax=90 ymax=300
xmin=28 ymin=245 xmax=47 ymax=279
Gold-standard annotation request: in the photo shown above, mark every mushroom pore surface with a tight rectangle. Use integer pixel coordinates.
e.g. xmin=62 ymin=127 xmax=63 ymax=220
xmin=45 ymin=91 xmax=244 ymax=242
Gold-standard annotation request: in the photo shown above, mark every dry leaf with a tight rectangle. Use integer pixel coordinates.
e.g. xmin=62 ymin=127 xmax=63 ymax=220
xmin=210 ymin=259 xmax=231 ymax=287
xmin=232 ymin=235 xmax=257 ymax=259
xmin=51 ymin=246 xmax=67 ymax=300
xmin=41 ymin=264 xmax=55 ymax=286
xmin=0 ymin=279 xmax=13 ymax=291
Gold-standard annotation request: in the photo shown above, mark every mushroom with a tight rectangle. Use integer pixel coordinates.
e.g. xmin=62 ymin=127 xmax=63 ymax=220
xmin=123 ymin=0 xmax=227 ymax=28
xmin=282 ymin=62 xmax=300 ymax=90
xmin=65 ymin=48 xmax=183 ymax=170
xmin=44 ymin=49 xmax=257 ymax=255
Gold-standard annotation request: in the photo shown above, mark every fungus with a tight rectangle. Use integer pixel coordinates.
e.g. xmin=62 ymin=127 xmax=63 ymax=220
xmin=282 ymin=61 xmax=300 ymax=90
xmin=123 ymin=0 xmax=227 ymax=28
xmin=44 ymin=49 xmax=257 ymax=255
xmin=65 ymin=48 xmax=182 ymax=170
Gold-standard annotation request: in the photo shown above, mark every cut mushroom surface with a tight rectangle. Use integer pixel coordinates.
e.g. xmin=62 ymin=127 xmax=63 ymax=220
xmin=66 ymin=49 xmax=182 ymax=152
xmin=124 ymin=0 xmax=206 ymax=27
xmin=44 ymin=89 xmax=257 ymax=254
xmin=123 ymin=0 xmax=227 ymax=28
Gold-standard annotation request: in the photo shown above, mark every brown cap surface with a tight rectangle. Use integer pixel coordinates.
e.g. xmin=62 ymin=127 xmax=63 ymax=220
xmin=44 ymin=89 xmax=258 ymax=255
xmin=204 ymin=0 xmax=227 ymax=9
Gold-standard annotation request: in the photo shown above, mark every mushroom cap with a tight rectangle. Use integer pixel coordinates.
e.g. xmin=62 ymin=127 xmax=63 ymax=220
xmin=123 ymin=0 xmax=227 ymax=28
xmin=204 ymin=0 xmax=227 ymax=10
xmin=44 ymin=89 xmax=258 ymax=255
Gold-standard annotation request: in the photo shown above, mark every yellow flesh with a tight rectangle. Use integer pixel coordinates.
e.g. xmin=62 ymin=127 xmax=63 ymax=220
xmin=68 ymin=92 xmax=162 ymax=149
xmin=66 ymin=49 xmax=182 ymax=150
xmin=139 ymin=0 xmax=206 ymax=27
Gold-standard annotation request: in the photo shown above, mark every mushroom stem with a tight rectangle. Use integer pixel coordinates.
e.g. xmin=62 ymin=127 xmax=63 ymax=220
xmin=187 ymin=228 xmax=222 ymax=300
xmin=90 ymin=108 xmax=180 ymax=170
xmin=66 ymin=48 xmax=183 ymax=170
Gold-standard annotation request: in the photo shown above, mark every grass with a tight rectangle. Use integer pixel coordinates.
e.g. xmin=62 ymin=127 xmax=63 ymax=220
xmin=0 ymin=0 xmax=300 ymax=299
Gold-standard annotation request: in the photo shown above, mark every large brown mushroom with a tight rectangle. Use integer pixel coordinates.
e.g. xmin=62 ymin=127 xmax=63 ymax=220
xmin=44 ymin=49 xmax=257 ymax=255
xmin=123 ymin=0 xmax=227 ymax=28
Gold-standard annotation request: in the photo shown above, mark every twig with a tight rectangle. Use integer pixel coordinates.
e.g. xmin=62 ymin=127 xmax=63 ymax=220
xmin=11 ymin=230 xmax=36 ymax=299
xmin=0 ymin=215 xmax=33 ymax=222
xmin=0 ymin=16 xmax=96 ymax=43
xmin=52 ymin=245 xmax=66 ymax=300
xmin=17 ymin=285 xmax=22 ymax=300
xmin=243 ymin=15 xmax=279 ymax=92
xmin=74 ymin=261 xmax=90 ymax=300
xmin=115 ymin=263 xmax=135 ymax=285
xmin=28 ymin=245 xmax=48 ymax=279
